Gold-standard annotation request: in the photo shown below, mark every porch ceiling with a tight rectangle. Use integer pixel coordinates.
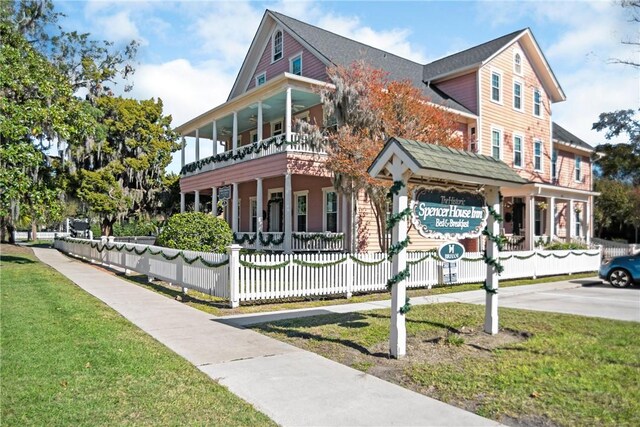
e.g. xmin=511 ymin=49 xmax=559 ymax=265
xmin=192 ymin=89 xmax=320 ymax=139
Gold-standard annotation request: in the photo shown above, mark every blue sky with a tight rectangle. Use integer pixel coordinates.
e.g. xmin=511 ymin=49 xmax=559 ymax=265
xmin=57 ymin=0 xmax=639 ymax=173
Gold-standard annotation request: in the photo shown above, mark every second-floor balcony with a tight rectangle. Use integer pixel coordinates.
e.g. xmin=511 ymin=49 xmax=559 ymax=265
xmin=180 ymin=133 xmax=325 ymax=177
xmin=176 ymin=73 xmax=328 ymax=178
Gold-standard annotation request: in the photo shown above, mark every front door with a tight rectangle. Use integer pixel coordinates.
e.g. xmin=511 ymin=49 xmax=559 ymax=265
xmin=268 ymin=192 xmax=283 ymax=232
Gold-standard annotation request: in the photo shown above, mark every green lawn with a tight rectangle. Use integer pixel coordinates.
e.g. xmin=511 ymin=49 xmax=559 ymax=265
xmin=0 ymin=245 xmax=275 ymax=426
xmin=252 ymin=303 xmax=640 ymax=426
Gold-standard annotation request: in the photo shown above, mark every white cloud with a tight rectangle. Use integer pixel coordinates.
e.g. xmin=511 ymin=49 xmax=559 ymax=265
xmin=96 ymin=10 xmax=147 ymax=45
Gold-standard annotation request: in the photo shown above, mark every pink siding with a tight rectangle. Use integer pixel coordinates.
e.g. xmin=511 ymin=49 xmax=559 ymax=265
xmin=246 ymin=29 xmax=328 ymax=92
xmin=555 ymin=149 xmax=591 ymax=191
xmin=435 ymin=72 xmax=478 ymax=114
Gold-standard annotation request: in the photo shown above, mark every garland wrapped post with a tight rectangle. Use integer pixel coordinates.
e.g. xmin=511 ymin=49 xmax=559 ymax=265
xmin=386 ymin=178 xmax=412 ymax=359
xmin=483 ymin=186 xmax=502 ymax=335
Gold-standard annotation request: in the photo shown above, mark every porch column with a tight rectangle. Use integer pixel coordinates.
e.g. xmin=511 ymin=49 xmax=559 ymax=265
xmin=212 ymin=121 xmax=218 ymax=154
xmin=284 ymin=172 xmax=292 ymax=253
xmin=257 ymin=101 xmax=263 ymax=141
xmin=256 ymin=178 xmax=263 ymax=250
xmin=232 ymin=183 xmax=239 ymax=232
xmin=232 ymin=111 xmax=238 ymax=154
xmin=484 ymin=185 xmax=500 ymax=335
xmin=547 ymin=196 xmax=555 ymax=242
xmin=341 ymin=194 xmax=348 ymax=235
xmin=180 ymin=192 xmax=185 ymax=213
xmin=194 ymin=190 xmax=200 ymax=213
xmin=586 ymin=196 xmax=592 ymax=244
xmin=526 ymin=195 xmax=535 ymax=250
xmin=567 ymin=199 xmax=574 ymax=241
xmin=211 ymin=186 xmax=217 ymax=216
xmin=285 ymin=87 xmax=292 ymax=143
xmin=195 ymin=128 xmax=200 ymax=161
xmin=582 ymin=201 xmax=590 ymax=242
xmin=180 ymin=137 xmax=186 ymax=168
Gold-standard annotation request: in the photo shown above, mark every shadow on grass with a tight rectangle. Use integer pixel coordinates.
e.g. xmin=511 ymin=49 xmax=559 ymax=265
xmin=0 ymin=255 xmax=36 ymax=264
xmin=365 ymin=311 xmax=463 ymax=334
xmin=253 ymin=316 xmax=391 ymax=359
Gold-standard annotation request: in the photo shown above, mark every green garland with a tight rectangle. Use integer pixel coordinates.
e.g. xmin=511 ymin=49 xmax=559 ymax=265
xmin=386 ymin=180 xmax=412 ymax=312
xmin=234 ymin=232 xmax=257 ymax=244
xmin=180 ymin=136 xmax=289 ymax=175
xmin=259 ymin=232 xmax=285 ymax=246
xmin=239 ymin=259 xmax=290 ymax=270
xmin=407 ymin=252 xmax=435 ymax=265
xmin=350 ymin=255 xmax=386 ymax=266
xmin=292 ymin=257 xmax=348 ymax=268
xmin=480 ymin=203 xmax=507 ymax=294
xmin=292 ymin=233 xmax=344 ymax=243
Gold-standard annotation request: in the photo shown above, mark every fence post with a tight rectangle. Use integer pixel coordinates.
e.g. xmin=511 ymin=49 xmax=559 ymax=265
xmin=345 ymin=256 xmax=353 ymax=299
xmin=532 ymin=249 xmax=538 ymax=279
xmin=228 ymin=244 xmax=242 ymax=308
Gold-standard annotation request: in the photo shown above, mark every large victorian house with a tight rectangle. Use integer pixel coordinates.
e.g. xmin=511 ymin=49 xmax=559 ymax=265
xmin=176 ymin=10 xmax=596 ymax=253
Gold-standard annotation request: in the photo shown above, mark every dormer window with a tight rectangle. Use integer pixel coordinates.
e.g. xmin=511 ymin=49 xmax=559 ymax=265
xmin=272 ymin=30 xmax=283 ymax=62
xmin=514 ymin=52 xmax=522 ymax=74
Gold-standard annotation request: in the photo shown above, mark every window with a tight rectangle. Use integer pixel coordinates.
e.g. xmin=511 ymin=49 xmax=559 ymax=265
xmin=272 ymin=30 xmax=283 ymax=62
xmin=575 ymin=155 xmax=582 ymax=182
xmin=575 ymin=210 xmax=582 ymax=237
xmin=250 ymin=198 xmax=257 ymax=232
xmin=513 ymin=134 xmax=523 ymax=168
xmin=533 ymin=88 xmax=542 ymax=117
xmin=491 ymin=71 xmax=501 ymax=103
xmin=513 ymin=81 xmax=523 ymax=111
xmin=250 ymin=130 xmax=258 ymax=143
xmin=295 ymin=192 xmax=308 ymax=232
xmin=491 ymin=128 xmax=502 ymax=160
xmin=272 ymin=120 xmax=283 ymax=136
xmin=551 ymin=149 xmax=558 ymax=182
xmin=534 ymin=140 xmax=542 ymax=171
xmin=255 ymin=72 xmax=266 ymax=87
xmin=534 ymin=203 xmax=545 ymax=236
xmin=514 ymin=52 xmax=522 ymax=75
xmin=268 ymin=189 xmax=283 ymax=232
xmin=469 ymin=126 xmax=477 ymax=152
xmin=323 ymin=188 xmax=338 ymax=232
xmin=290 ymin=53 xmax=302 ymax=76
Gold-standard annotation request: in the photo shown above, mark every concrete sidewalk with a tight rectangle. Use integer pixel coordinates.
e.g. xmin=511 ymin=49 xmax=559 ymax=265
xmin=33 ymin=247 xmax=499 ymax=427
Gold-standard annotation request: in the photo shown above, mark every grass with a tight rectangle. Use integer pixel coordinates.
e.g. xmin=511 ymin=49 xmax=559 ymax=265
xmin=0 ymin=244 xmax=275 ymax=427
xmin=118 ymin=269 xmax=597 ymax=317
xmin=251 ymin=303 xmax=640 ymax=426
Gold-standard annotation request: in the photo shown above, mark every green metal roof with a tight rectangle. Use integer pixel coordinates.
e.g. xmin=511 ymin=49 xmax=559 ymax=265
xmin=372 ymin=137 xmax=528 ymax=186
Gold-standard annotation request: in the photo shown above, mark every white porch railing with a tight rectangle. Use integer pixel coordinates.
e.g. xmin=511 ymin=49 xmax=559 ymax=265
xmin=54 ymin=237 xmax=600 ymax=307
xmin=181 ymin=133 xmax=325 ymax=177
xmin=292 ymin=232 xmax=344 ymax=251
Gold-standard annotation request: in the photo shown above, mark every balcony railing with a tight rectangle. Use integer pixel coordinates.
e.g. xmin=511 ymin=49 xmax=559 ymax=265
xmin=233 ymin=231 xmax=344 ymax=252
xmin=180 ymin=133 xmax=326 ymax=176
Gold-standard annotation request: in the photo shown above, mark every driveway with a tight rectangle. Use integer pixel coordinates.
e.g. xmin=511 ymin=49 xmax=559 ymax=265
xmin=465 ymin=279 xmax=640 ymax=322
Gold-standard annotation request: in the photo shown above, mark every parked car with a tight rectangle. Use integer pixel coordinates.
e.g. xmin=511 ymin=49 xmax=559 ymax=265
xmin=599 ymin=253 xmax=640 ymax=287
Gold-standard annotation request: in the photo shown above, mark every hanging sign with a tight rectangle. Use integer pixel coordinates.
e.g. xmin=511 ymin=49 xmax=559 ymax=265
xmin=218 ymin=186 xmax=232 ymax=200
xmin=440 ymin=262 xmax=458 ymax=284
xmin=411 ymin=187 xmax=488 ymax=239
xmin=437 ymin=241 xmax=466 ymax=262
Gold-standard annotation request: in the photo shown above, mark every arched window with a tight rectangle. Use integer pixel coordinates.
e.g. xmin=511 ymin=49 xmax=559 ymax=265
xmin=272 ymin=30 xmax=283 ymax=62
xmin=514 ymin=52 xmax=522 ymax=74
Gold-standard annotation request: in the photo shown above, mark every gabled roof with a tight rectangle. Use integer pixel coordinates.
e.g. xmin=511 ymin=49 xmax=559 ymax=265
xmin=422 ymin=29 xmax=526 ymax=81
xmin=553 ymin=123 xmax=594 ymax=152
xmin=233 ymin=10 xmax=474 ymax=115
xmin=369 ymin=137 xmax=528 ymax=188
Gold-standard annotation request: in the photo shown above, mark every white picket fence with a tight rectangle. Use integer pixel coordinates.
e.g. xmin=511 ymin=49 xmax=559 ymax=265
xmin=593 ymin=238 xmax=640 ymax=259
xmin=14 ymin=231 xmax=70 ymax=241
xmin=54 ymin=237 xmax=601 ymax=307
xmin=54 ymin=237 xmax=230 ymax=298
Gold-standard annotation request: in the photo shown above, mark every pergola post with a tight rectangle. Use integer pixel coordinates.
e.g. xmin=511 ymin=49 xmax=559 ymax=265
xmin=484 ymin=186 xmax=500 ymax=335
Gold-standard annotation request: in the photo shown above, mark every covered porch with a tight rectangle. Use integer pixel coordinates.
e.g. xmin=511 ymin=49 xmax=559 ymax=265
xmin=502 ymin=183 xmax=597 ymax=250
xmin=179 ymin=173 xmax=351 ymax=253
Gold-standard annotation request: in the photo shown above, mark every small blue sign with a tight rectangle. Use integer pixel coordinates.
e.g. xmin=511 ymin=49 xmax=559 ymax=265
xmin=438 ymin=242 xmax=466 ymax=262
xmin=411 ymin=187 xmax=488 ymax=239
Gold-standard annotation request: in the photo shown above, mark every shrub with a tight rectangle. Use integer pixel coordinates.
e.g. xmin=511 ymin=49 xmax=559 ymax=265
xmin=544 ymin=242 xmax=588 ymax=250
xmin=156 ymin=212 xmax=232 ymax=253
xmin=113 ymin=220 xmax=157 ymax=236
